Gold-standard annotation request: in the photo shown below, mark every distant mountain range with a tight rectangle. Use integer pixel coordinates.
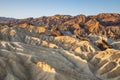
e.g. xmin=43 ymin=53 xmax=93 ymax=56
xmin=0 ymin=17 xmax=15 ymax=20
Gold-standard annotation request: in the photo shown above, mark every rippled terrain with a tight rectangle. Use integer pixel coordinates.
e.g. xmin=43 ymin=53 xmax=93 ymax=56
xmin=0 ymin=13 xmax=120 ymax=80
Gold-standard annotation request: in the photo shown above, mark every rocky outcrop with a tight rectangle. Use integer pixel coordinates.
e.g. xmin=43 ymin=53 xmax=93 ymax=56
xmin=0 ymin=13 xmax=120 ymax=80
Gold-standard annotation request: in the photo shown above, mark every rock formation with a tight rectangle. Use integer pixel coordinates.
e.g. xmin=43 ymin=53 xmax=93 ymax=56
xmin=0 ymin=13 xmax=120 ymax=80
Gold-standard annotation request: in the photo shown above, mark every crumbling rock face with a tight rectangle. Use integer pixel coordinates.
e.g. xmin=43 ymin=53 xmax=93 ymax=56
xmin=0 ymin=13 xmax=120 ymax=80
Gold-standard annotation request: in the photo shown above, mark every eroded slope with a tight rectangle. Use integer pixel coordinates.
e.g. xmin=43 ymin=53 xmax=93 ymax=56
xmin=0 ymin=13 xmax=120 ymax=80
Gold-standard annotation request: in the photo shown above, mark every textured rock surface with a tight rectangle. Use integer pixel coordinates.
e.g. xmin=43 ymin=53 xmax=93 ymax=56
xmin=0 ymin=13 xmax=120 ymax=80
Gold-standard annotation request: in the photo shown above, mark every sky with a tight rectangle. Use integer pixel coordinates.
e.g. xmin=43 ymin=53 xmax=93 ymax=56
xmin=0 ymin=0 xmax=120 ymax=18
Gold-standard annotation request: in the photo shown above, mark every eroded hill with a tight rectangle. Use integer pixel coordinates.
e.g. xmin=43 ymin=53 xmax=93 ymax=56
xmin=0 ymin=13 xmax=120 ymax=80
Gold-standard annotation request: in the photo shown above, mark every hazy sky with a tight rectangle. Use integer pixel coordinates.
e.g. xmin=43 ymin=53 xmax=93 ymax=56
xmin=0 ymin=0 xmax=120 ymax=18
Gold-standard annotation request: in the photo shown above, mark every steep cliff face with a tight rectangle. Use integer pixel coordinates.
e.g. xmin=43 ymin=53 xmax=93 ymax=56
xmin=0 ymin=13 xmax=120 ymax=80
